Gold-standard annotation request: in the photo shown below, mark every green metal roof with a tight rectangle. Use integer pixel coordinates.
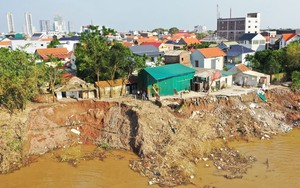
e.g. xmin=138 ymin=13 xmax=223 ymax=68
xmin=221 ymin=71 xmax=235 ymax=77
xmin=144 ymin=64 xmax=195 ymax=81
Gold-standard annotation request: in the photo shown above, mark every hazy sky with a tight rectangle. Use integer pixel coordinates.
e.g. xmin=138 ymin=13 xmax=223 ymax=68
xmin=0 ymin=0 xmax=298 ymax=33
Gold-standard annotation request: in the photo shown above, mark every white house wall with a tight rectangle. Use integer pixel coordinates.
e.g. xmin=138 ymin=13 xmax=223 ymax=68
xmin=11 ymin=40 xmax=49 ymax=54
xmin=221 ymin=75 xmax=233 ymax=88
xmin=191 ymin=50 xmax=224 ymax=70
xmin=66 ymin=91 xmax=79 ymax=99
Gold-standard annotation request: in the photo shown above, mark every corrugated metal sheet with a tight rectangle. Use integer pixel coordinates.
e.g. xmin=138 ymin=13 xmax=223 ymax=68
xmin=143 ymin=64 xmax=195 ymax=81
xmin=139 ymin=64 xmax=195 ymax=96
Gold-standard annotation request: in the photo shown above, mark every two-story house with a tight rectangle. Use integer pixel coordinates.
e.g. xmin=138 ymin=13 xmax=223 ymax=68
xmin=190 ymin=47 xmax=226 ymax=70
xmin=238 ymin=33 xmax=266 ymax=51
xmin=279 ymin=33 xmax=300 ymax=49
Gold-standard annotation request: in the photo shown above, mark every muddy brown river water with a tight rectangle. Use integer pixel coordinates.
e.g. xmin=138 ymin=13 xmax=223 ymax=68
xmin=1 ymin=128 xmax=300 ymax=188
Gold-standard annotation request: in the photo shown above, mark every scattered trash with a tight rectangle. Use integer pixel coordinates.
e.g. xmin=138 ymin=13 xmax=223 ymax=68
xmin=71 ymin=128 xmax=80 ymax=135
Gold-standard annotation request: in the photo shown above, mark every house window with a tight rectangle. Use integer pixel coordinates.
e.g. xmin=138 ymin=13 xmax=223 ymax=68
xmin=181 ymin=57 xmax=184 ymax=62
xmin=41 ymin=44 xmax=44 ymax=46
xmin=255 ymin=26 xmax=257 ymax=28
xmin=248 ymin=26 xmax=251 ymax=28
xmin=195 ymin=60 xmax=199 ymax=67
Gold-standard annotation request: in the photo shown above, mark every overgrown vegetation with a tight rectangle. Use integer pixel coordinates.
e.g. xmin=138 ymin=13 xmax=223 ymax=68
xmin=74 ymin=25 xmax=146 ymax=98
xmin=0 ymin=48 xmax=42 ymax=113
xmin=246 ymin=40 xmax=300 ymax=83
xmin=291 ymin=71 xmax=300 ymax=91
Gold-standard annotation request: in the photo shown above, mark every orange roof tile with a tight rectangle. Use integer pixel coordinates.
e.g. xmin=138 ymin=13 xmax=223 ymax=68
xmin=122 ymin=42 xmax=134 ymax=47
xmin=236 ymin=64 xmax=250 ymax=72
xmin=282 ymin=33 xmax=297 ymax=42
xmin=198 ymin=47 xmax=225 ymax=58
xmin=42 ymin=38 xmax=53 ymax=42
xmin=36 ymin=48 xmax=70 ymax=60
xmin=183 ymin=38 xmax=201 ymax=46
xmin=136 ymin=36 xmax=158 ymax=44
xmin=0 ymin=41 xmax=11 ymax=46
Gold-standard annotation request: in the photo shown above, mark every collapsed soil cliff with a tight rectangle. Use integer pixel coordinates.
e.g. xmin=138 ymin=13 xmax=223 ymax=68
xmin=0 ymin=87 xmax=299 ymax=186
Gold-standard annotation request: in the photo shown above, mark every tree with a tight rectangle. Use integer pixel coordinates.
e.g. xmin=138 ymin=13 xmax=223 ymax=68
xmin=196 ymin=32 xmax=209 ymax=39
xmin=0 ymin=48 xmax=40 ymax=113
xmin=106 ymin=42 xmax=132 ymax=97
xmin=185 ymin=42 xmax=210 ymax=50
xmin=291 ymin=71 xmax=300 ymax=91
xmin=168 ymin=27 xmax=179 ymax=35
xmin=118 ymin=55 xmax=146 ymax=96
xmin=75 ymin=25 xmax=116 ymax=98
xmin=40 ymin=55 xmax=64 ymax=102
xmin=47 ymin=38 xmax=61 ymax=48
xmin=75 ymin=26 xmax=107 ymax=84
xmin=285 ymin=41 xmax=300 ymax=76
xmin=152 ymin=28 xmax=167 ymax=35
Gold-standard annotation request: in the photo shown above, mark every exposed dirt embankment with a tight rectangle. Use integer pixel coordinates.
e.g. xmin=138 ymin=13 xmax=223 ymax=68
xmin=0 ymin=87 xmax=299 ymax=186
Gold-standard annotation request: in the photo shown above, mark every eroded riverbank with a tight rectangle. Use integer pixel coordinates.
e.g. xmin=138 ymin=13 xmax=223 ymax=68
xmin=1 ymin=129 xmax=300 ymax=188
xmin=0 ymin=87 xmax=299 ymax=186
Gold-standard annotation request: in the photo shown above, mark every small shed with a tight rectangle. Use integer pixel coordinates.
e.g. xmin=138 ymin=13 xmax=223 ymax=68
xmin=55 ymin=76 xmax=96 ymax=100
xmin=139 ymin=64 xmax=195 ymax=96
xmin=95 ymin=79 xmax=125 ymax=98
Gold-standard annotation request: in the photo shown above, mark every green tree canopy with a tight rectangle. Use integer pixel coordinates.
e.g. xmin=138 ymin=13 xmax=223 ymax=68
xmin=285 ymin=41 xmax=300 ymax=73
xmin=152 ymin=28 xmax=167 ymax=35
xmin=291 ymin=71 xmax=300 ymax=91
xmin=168 ymin=27 xmax=179 ymax=35
xmin=47 ymin=38 xmax=61 ymax=48
xmin=0 ymin=48 xmax=41 ymax=113
xmin=246 ymin=49 xmax=283 ymax=75
xmin=75 ymin=25 xmax=111 ymax=83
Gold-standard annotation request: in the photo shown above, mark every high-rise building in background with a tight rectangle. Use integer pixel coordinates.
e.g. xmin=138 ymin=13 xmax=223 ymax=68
xmin=40 ymin=20 xmax=51 ymax=33
xmin=53 ymin=15 xmax=65 ymax=33
xmin=217 ymin=12 xmax=261 ymax=41
xmin=6 ymin=12 xmax=15 ymax=33
xmin=24 ymin=12 xmax=34 ymax=36
xmin=67 ymin=21 xmax=73 ymax=33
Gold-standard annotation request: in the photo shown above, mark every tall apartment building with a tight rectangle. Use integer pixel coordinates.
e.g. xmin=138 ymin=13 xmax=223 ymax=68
xmin=53 ymin=15 xmax=65 ymax=33
xmin=67 ymin=21 xmax=73 ymax=33
xmin=6 ymin=12 xmax=15 ymax=33
xmin=24 ymin=12 xmax=34 ymax=36
xmin=217 ymin=13 xmax=260 ymax=41
xmin=40 ymin=20 xmax=51 ymax=33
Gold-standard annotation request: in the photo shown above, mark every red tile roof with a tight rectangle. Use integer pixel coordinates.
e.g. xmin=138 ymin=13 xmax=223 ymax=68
xmin=236 ymin=64 xmax=250 ymax=72
xmin=141 ymin=42 xmax=162 ymax=48
xmin=36 ymin=48 xmax=70 ymax=60
xmin=198 ymin=47 xmax=225 ymax=58
xmin=282 ymin=33 xmax=297 ymax=42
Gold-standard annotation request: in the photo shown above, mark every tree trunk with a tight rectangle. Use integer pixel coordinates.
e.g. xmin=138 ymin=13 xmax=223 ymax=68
xmin=96 ymin=72 xmax=101 ymax=99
